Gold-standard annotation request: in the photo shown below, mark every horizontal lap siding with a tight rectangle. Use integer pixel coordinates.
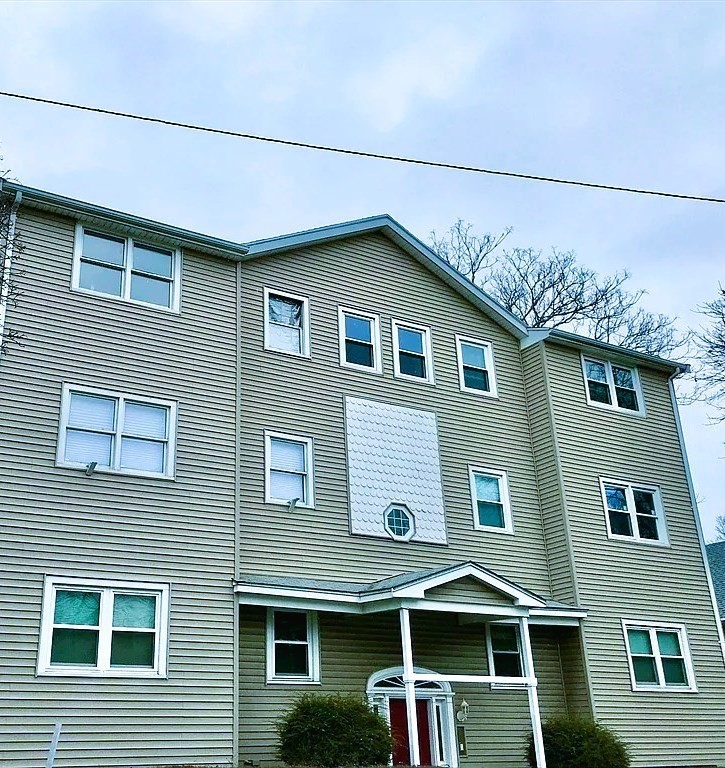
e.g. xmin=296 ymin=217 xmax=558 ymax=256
xmin=239 ymin=234 xmax=551 ymax=597
xmin=521 ymin=344 xmax=576 ymax=604
xmin=546 ymin=342 xmax=725 ymax=766
xmin=238 ymin=608 xmax=568 ymax=767
xmin=0 ymin=210 xmax=237 ymax=767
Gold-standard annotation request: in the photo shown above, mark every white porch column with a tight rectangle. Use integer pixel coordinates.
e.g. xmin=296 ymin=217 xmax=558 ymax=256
xmin=519 ymin=616 xmax=547 ymax=768
xmin=399 ymin=608 xmax=421 ymax=767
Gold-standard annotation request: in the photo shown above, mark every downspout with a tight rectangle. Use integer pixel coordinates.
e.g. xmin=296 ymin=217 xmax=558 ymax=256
xmin=232 ymin=259 xmax=242 ymax=765
xmin=0 ymin=189 xmax=22 ymax=360
xmin=668 ymin=372 xmax=725 ymax=664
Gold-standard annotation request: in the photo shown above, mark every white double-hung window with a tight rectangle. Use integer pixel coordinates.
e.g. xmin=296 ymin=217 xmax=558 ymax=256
xmin=37 ymin=576 xmax=169 ymax=677
xmin=622 ymin=621 xmax=695 ymax=692
xmin=266 ymin=608 xmax=320 ymax=683
xmin=455 ymin=336 xmax=497 ymax=396
xmin=57 ymin=384 xmax=177 ymax=479
xmin=392 ymin=321 xmax=434 ymax=383
xmin=265 ymin=431 xmax=314 ymax=508
xmin=264 ymin=288 xmax=310 ymax=356
xmin=73 ymin=226 xmax=180 ymax=311
xmin=469 ymin=467 xmax=513 ymax=533
xmin=338 ymin=307 xmax=382 ymax=373
xmin=583 ymin=357 xmax=643 ymax=414
xmin=600 ymin=479 xmax=668 ymax=545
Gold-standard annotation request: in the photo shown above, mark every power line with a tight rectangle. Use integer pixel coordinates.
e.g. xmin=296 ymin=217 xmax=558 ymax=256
xmin=1 ymin=89 xmax=724 ymax=205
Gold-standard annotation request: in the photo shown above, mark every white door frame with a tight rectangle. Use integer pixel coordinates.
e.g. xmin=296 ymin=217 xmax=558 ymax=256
xmin=366 ymin=666 xmax=459 ymax=768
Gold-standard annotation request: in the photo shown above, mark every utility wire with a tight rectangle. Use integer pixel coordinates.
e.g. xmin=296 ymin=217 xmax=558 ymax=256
xmin=1 ymin=89 xmax=724 ymax=205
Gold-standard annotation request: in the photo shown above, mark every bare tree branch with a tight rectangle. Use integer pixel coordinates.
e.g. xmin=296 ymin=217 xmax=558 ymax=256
xmin=0 ymin=157 xmax=24 ymax=355
xmin=430 ymin=220 xmax=686 ymax=357
xmin=690 ymin=287 xmax=725 ymax=418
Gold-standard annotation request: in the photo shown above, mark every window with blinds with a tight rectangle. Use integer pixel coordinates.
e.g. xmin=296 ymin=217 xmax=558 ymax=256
xmin=57 ymin=384 xmax=177 ymax=478
xmin=37 ymin=576 xmax=169 ymax=677
xmin=264 ymin=431 xmax=314 ymax=508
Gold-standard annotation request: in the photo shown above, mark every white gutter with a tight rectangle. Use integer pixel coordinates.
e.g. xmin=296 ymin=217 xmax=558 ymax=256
xmin=668 ymin=373 xmax=725 ymax=664
xmin=0 ymin=189 xmax=21 ymax=357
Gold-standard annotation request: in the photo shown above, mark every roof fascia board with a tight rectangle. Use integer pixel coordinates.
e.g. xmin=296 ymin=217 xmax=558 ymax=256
xmin=244 ymin=215 xmax=528 ymax=339
xmin=523 ymin=326 xmax=689 ymax=374
xmin=0 ymin=181 xmax=249 ymax=262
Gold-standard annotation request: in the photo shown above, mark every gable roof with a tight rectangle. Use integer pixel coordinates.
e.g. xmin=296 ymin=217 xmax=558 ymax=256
xmin=236 ymin=560 xmax=547 ymax=608
xmin=522 ymin=327 xmax=689 ymax=375
xmin=706 ymin=541 xmax=725 ymax=619
xmin=243 ymin=215 xmax=528 ymax=339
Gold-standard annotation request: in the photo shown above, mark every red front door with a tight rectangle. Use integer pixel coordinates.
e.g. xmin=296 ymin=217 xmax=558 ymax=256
xmin=389 ymin=698 xmax=433 ymax=766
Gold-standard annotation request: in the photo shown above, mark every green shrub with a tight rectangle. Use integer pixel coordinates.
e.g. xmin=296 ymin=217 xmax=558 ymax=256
xmin=526 ymin=715 xmax=630 ymax=768
xmin=277 ymin=693 xmax=393 ymax=767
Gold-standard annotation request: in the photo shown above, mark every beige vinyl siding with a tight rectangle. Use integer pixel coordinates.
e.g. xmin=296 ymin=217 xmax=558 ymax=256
xmin=0 ymin=209 xmax=237 ymax=767
xmin=520 ymin=343 xmax=577 ymax=604
xmin=238 ymin=607 xmax=572 ymax=768
xmin=426 ymin=577 xmax=516 ymax=605
xmin=557 ymin=627 xmax=592 ymax=717
xmin=545 ymin=341 xmax=725 ymax=766
xmin=239 ymin=234 xmax=551 ymax=597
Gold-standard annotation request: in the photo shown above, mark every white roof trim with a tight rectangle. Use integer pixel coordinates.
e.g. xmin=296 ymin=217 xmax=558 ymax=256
xmin=244 ymin=215 xmax=528 ymax=339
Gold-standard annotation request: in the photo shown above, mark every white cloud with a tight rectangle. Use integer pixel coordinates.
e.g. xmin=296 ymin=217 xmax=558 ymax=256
xmin=348 ymin=28 xmax=482 ymax=132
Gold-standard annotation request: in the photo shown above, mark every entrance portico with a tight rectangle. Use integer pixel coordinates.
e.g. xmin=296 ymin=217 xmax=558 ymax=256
xmin=235 ymin=560 xmax=587 ymax=768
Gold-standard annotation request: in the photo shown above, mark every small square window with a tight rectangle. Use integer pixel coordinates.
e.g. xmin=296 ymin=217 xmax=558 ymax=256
xmin=73 ymin=225 xmax=180 ymax=311
xmin=38 ymin=577 xmax=169 ymax=677
xmin=455 ymin=336 xmax=497 ymax=397
xmin=583 ymin=357 xmax=643 ymax=414
xmin=265 ymin=432 xmax=314 ymax=508
xmin=392 ymin=321 xmax=434 ymax=384
xmin=622 ymin=621 xmax=695 ymax=692
xmin=264 ymin=288 xmax=310 ymax=357
xmin=601 ymin=479 xmax=668 ymax=545
xmin=266 ymin=609 xmax=319 ymax=683
xmin=338 ymin=308 xmax=382 ymax=373
xmin=57 ymin=384 xmax=176 ymax=479
xmin=469 ymin=467 xmax=513 ymax=534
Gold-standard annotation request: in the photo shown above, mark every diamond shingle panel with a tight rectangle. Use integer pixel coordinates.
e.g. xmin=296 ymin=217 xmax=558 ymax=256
xmin=345 ymin=396 xmax=447 ymax=544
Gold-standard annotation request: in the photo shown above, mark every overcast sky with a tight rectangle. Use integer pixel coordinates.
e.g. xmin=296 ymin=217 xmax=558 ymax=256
xmin=1 ymin=0 xmax=722 ymax=536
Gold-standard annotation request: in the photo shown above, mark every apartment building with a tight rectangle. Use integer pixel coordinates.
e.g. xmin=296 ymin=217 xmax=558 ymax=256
xmin=1 ymin=180 xmax=723 ymax=768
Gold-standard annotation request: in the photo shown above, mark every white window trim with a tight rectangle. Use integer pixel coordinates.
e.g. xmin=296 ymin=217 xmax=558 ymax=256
xmin=621 ymin=619 xmax=697 ymax=693
xmin=263 ymin=287 xmax=311 ymax=358
xmin=265 ymin=608 xmax=320 ymax=684
xmin=455 ymin=335 xmax=498 ymax=398
xmin=337 ymin=306 xmax=382 ymax=374
xmin=391 ymin=320 xmax=435 ymax=384
xmin=264 ymin=430 xmax=315 ymax=509
xmin=37 ymin=575 xmax=170 ymax=678
xmin=599 ymin=478 xmax=670 ymax=546
xmin=72 ymin=223 xmax=182 ymax=314
xmin=486 ymin=622 xmax=526 ymax=690
xmin=56 ymin=383 xmax=178 ymax=480
xmin=469 ymin=466 xmax=514 ymax=534
xmin=581 ymin=355 xmax=646 ymax=416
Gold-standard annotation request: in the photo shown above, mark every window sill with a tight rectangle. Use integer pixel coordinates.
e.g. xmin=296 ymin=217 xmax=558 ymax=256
xmin=71 ymin=286 xmax=180 ymax=315
xmin=586 ymin=400 xmax=646 ymax=418
xmin=474 ymin=525 xmax=514 ymax=535
xmin=263 ymin=345 xmax=311 ymax=359
xmin=56 ymin=461 xmax=176 ymax=482
xmin=37 ymin=668 xmax=167 ymax=679
xmin=340 ymin=361 xmax=383 ymax=376
xmin=631 ymin=685 xmax=697 ymax=694
xmin=607 ymin=534 xmax=670 ymax=548
xmin=460 ymin=387 xmax=499 ymax=399
xmin=266 ymin=678 xmax=321 ymax=686
xmin=393 ymin=373 xmax=436 ymax=386
xmin=264 ymin=498 xmax=315 ymax=509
